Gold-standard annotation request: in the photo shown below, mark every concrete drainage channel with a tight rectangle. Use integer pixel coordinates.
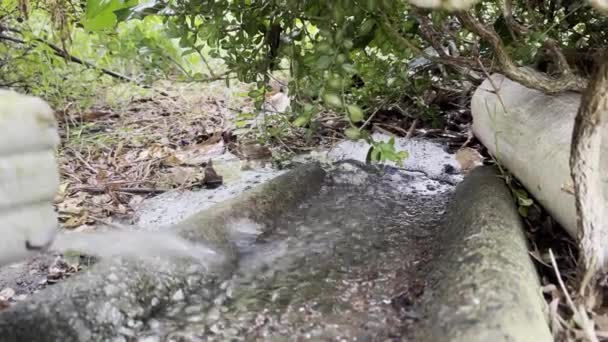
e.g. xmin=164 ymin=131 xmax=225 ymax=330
xmin=0 ymin=160 xmax=551 ymax=341
xmin=0 ymin=88 xmax=552 ymax=341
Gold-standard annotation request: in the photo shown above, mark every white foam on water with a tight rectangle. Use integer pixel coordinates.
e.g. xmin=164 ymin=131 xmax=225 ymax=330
xmin=134 ymin=166 xmax=283 ymax=229
xmin=326 ymin=133 xmax=462 ymax=183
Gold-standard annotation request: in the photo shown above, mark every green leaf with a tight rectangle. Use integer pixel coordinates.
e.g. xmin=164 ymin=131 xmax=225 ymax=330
xmin=370 ymin=147 xmax=381 ymax=161
xmin=512 ymin=188 xmax=527 ymax=199
xmin=314 ymin=55 xmax=333 ymax=70
xmin=327 ymin=77 xmax=343 ymax=89
xmin=316 ymin=42 xmax=333 ymax=54
xmin=345 ymin=127 xmax=361 ymax=140
xmin=336 ymin=54 xmax=347 ymax=64
xmin=293 ymin=115 xmax=310 ymax=127
xmin=342 ymin=39 xmax=354 ymax=50
xmin=518 ymin=196 xmax=534 ymax=207
xmin=359 ymin=19 xmax=376 ymax=36
xmin=518 ymin=205 xmax=529 ymax=217
xmin=323 ymin=93 xmax=342 ymax=108
xmin=341 ymin=63 xmax=357 ymax=74
xmin=84 ymin=0 xmax=138 ymax=31
xmin=347 ymin=104 xmax=364 ymax=123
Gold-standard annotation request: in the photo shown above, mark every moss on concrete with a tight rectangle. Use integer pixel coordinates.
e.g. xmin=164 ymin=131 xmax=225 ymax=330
xmin=418 ymin=166 xmax=552 ymax=342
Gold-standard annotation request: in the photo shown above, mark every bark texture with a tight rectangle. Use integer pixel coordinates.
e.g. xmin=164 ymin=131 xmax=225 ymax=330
xmin=570 ymin=53 xmax=608 ymax=307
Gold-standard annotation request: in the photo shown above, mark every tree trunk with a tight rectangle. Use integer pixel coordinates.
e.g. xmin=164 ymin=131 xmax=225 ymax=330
xmin=570 ymin=53 xmax=608 ymax=308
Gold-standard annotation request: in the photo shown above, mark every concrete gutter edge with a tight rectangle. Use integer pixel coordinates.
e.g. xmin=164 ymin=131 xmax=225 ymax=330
xmin=418 ymin=165 xmax=552 ymax=342
xmin=172 ymin=162 xmax=327 ymax=263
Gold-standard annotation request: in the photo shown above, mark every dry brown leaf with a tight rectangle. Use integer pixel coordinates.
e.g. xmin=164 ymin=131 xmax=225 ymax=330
xmin=95 ymin=169 xmax=109 ymax=185
xmin=90 ymin=194 xmax=112 ymax=206
xmin=122 ymin=149 xmax=140 ymax=164
xmin=128 ymin=195 xmax=144 ymax=208
xmin=56 ymin=193 xmax=87 ymax=214
xmin=115 ymin=204 xmax=128 ymax=215
xmin=63 ymin=212 xmax=89 ymax=228
xmin=455 ymin=147 xmax=484 ymax=174
xmin=54 ymin=182 xmax=70 ymax=203
xmin=80 ymin=109 xmax=113 ymax=121
xmin=594 ymin=314 xmax=608 ymax=333
xmin=175 ymin=140 xmax=225 ymax=165
xmin=159 ymin=137 xmax=171 ymax=145
xmin=163 ymin=154 xmax=183 ymax=166
xmin=137 ymin=144 xmax=172 ymax=161
xmin=237 ymin=143 xmax=272 ymax=160
xmin=168 ymin=166 xmax=198 ymax=186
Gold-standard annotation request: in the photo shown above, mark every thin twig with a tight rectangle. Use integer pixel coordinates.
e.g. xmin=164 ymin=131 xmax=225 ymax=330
xmin=67 ymin=148 xmax=98 ymax=175
xmin=74 ymin=186 xmax=167 ymax=195
xmin=549 ymin=249 xmax=599 ymax=342
xmin=360 ymin=101 xmax=387 ymax=130
xmin=406 ymin=119 xmax=419 ymax=138
xmin=455 ymin=11 xmax=587 ymax=93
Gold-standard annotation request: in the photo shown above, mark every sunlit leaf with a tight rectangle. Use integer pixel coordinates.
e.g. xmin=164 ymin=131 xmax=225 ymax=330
xmin=323 ymin=93 xmax=342 ymax=108
xmin=293 ymin=115 xmax=310 ymax=127
xmin=347 ymin=104 xmax=364 ymax=123
xmin=84 ymin=0 xmax=138 ymax=31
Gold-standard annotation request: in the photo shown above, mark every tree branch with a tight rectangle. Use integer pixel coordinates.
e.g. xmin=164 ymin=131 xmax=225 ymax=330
xmin=542 ymin=38 xmax=574 ymax=76
xmin=0 ymin=29 xmax=137 ymax=83
xmin=455 ymin=10 xmax=588 ymax=93
xmin=499 ymin=0 xmax=529 ymax=37
xmin=379 ymin=14 xmax=482 ymax=72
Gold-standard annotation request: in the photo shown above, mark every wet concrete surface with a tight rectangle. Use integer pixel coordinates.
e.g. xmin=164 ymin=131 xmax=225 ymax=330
xmin=0 ymin=137 xmax=467 ymax=340
xmin=131 ymin=162 xmax=454 ymax=340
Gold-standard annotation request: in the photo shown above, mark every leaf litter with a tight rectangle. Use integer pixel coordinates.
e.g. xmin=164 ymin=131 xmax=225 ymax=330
xmin=0 ymin=81 xmax=259 ymax=310
xmin=54 ymin=81 xmax=251 ymax=229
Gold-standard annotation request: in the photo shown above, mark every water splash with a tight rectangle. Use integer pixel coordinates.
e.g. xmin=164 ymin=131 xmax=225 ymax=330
xmin=51 ymin=229 xmax=225 ymax=269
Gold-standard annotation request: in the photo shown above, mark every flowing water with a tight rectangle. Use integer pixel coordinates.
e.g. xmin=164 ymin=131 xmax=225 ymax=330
xmin=0 ymin=158 xmax=458 ymax=341
xmin=126 ymin=162 xmax=455 ymax=341
xmin=51 ymin=229 xmax=226 ymax=270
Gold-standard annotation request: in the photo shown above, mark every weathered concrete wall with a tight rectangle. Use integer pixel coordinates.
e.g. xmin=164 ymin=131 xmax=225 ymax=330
xmin=0 ymin=163 xmax=326 ymax=342
xmin=419 ymin=166 xmax=552 ymax=342
xmin=470 ymin=74 xmax=597 ymax=238
xmin=0 ymin=89 xmax=60 ymax=266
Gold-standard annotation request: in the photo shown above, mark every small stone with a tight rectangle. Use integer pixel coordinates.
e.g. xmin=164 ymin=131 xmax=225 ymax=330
xmin=13 ymin=294 xmax=27 ymax=301
xmin=137 ymin=335 xmax=160 ymax=342
xmin=104 ymin=284 xmax=120 ymax=296
xmin=209 ymin=323 xmax=222 ymax=334
xmin=171 ymin=289 xmax=184 ymax=301
xmin=0 ymin=287 xmax=15 ymax=300
xmin=206 ymin=306 xmax=220 ymax=321
xmin=117 ymin=327 xmax=135 ymax=337
xmin=107 ymin=273 xmax=120 ymax=282
xmin=186 ymin=315 xmax=204 ymax=323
